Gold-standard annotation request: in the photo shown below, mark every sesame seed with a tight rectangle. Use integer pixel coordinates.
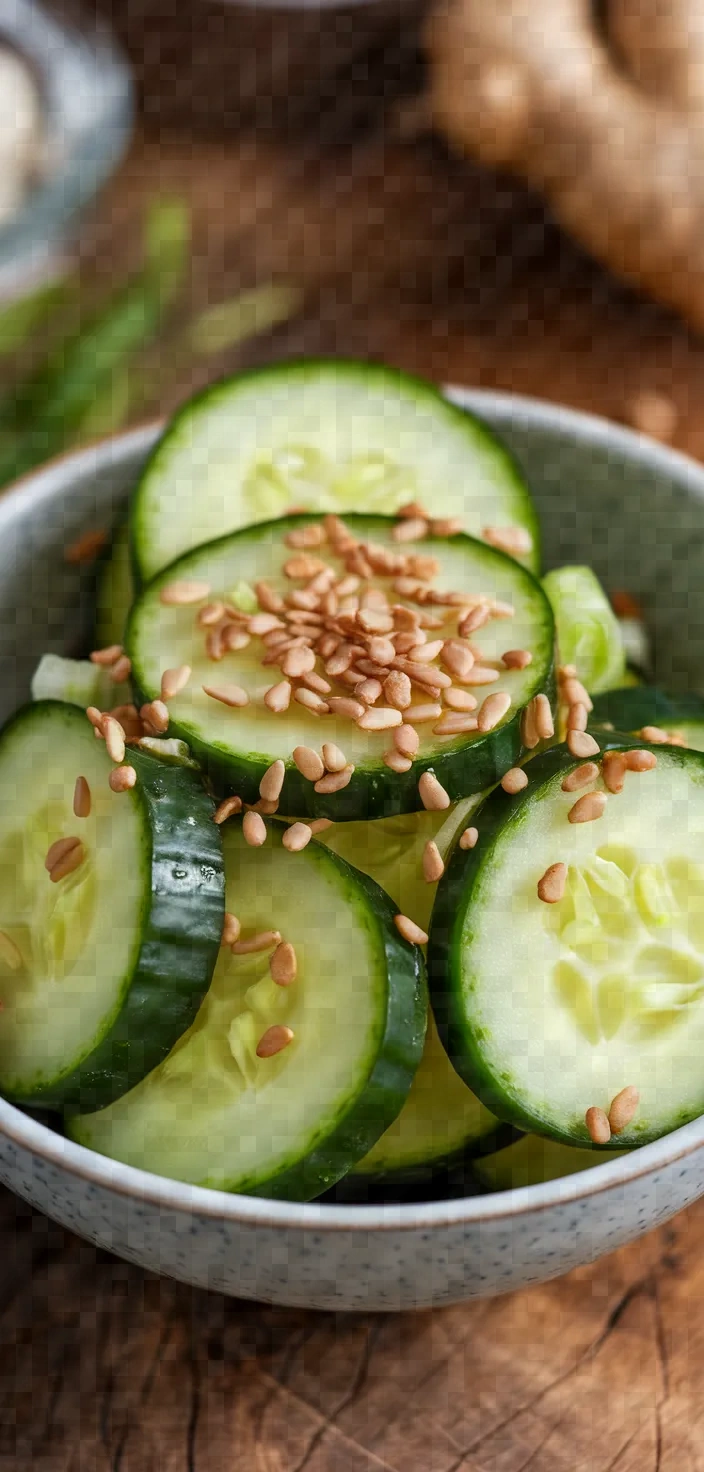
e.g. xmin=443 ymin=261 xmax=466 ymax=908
xmin=482 ymin=525 xmax=533 ymax=557
xmin=222 ymin=626 xmax=251 ymax=653
xmin=264 ymin=681 xmax=292 ymax=714
xmin=422 ymin=840 xmax=445 ymax=883
xmin=270 ymin=941 xmax=298 ymax=985
xmin=459 ymin=827 xmax=478 ymax=850
xmin=383 ymin=670 xmax=413 ymax=710
xmin=260 ymin=760 xmax=285 ymax=803
xmin=49 ymin=840 xmax=85 ymax=883
xmin=458 ymin=605 xmax=491 ymax=637
xmin=608 ymin=1086 xmax=640 ymax=1135
xmin=109 ymin=765 xmax=137 ymax=793
xmin=109 ymin=655 xmax=132 ymax=684
xmin=394 ymin=913 xmax=429 ymax=945
xmin=407 ymin=640 xmax=445 ymax=664
xmin=159 ymin=579 xmax=211 ymax=606
xmin=161 ymin=665 xmax=191 ymax=701
xmin=395 ymin=723 xmax=420 ymax=758
xmin=639 ymin=726 xmax=671 ymax=745
xmin=624 ymin=749 xmax=658 ymax=771
xmin=301 ymin=670 xmax=332 ymax=697
xmin=222 ymin=913 xmax=241 ymax=945
xmin=501 ymin=649 xmax=533 ymax=670
xmin=392 ymin=516 xmax=428 ymax=543
xmin=86 ymin=706 xmax=104 ymax=730
xmin=203 ymin=683 xmax=249 ymax=708
xmin=501 ymin=767 xmax=528 ymax=794
xmin=327 ymin=696 xmax=365 ymax=721
xmin=383 ymin=749 xmax=412 ymax=772
xmin=247 ymin=798 xmax=279 ymax=816
xmin=533 ymin=694 xmax=554 ymax=740
xmin=249 ymin=612 xmax=285 ymax=637
xmin=140 ymin=699 xmax=169 ymax=734
xmin=358 ymin=608 xmax=395 ymax=636
xmin=443 ymin=688 xmax=478 ymax=712
xmin=397 ymin=500 xmax=429 ymax=520
xmin=521 ymin=700 xmax=539 ymax=750
xmin=322 ymin=743 xmax=347 ymax=773
xmin=537 ymin=862 xmax=567 ymax=903
xmin=567 ymin=730 xmax=600 ymax=759
xmin=293 ymin=746 xmax=325 ymax=782
xmin=284 ymin=554 xmax=327 ymax=580
xmin=205 ymin=626 xmax=226 ymax=661
xmin=285 ymin=523 xmax=326 ymax=549
xmin=73 ymin=776 xmax=91 ymax=818
xmin=585 ymin=1106 xmax=611 ymax=1144
xmin=198 ymin=601 xmax=226 ymax=626
xmin=102 ymin=716 xmax=126 ymax=763
xmin=465 ymin=666 xmax=502 ymax=687
xmin=419 ymin=772 xmax=451 ymax=810
xmin=293 ymin=687 xmax=329 ymax=716
xmin=561 ymin=763 xmax=599 ymax=792
xmin=367 ymin=636 xmax=396 ymax=666
xmin=0 ymin=930 xmax=21 ymax=970
xmin=282 ymin=645 xmax=316 ymax=679
xmin=213 ymin=795 xmax=243 ymax=823
xmin=405 ymin=703 xmax=442 ymax=724
xmin=567 ymin=702 xmax=588 ymax=733
xmin=602 ymin=751 xmax=627 ymax=793
xmin=309 ymin=818 xmax=333 ymax=833
xmin=355 ymin=678 xmax=384 ymax=707
xmin=477 ymin=691 xmax=512 ymax=733
xmin=256 ymin=1024 xmax=295 ymax=1058
xmin=314 ymin=765 xmax=355 ymax=793
xmin=407 ymin=554 xmax=441 ymax=582
xmin=562 ymin=677 xmax=593 ymax=712
xmin=90 ymin=644 xmax=123 ymax=667
xmin=398 ymin=661 xmax=452 ymax=689
xmin=243 ymin=811 xmax=267 ymax=847
xmin=357 ymin=707 xmax=403 ymax=732
xmin=232 ymin=929 xmax=282 ymax=955
xmin=431 ymin=517 xmax=464 ymax=536
xmin=433 ymin=713 xmax=479 ymax=736
xmin=282 ymin=822 xmax=313 ymax=852
xmin=45 ymin=836 xmax=81 ymax=873
xmin=440 ymin=641 xmax=475 ymax=681
xmin=568 ymin=791 xmax=607 ymax=824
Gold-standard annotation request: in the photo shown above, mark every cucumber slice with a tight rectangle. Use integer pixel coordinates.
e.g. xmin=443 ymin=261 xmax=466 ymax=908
xmin=95 ymin=520 xmax=134 ymax=649
xmin=127 ymin=513 xmax=555 ymax=821
xmin=428 ymin=739 xmax=704 ymax=1149
xmin=475 ymin=1134 xmax=627 ymax=1191
xmin=0 ymin=702 xmax=224 ymax=1111
xmin=319 ymin=803 xmax=502 ymax=1184
xmin=590 ymin=686 xmax=704 ymax=752
xmin=542 ymin=565 xmax=626 ymax=694
xmin=31 ymin=654 xmax=128 ymax=711
xmin=68 ymin=818 xmax=426 ymax=1200
xmin=130 ymin=360 xmax=540 ymax=585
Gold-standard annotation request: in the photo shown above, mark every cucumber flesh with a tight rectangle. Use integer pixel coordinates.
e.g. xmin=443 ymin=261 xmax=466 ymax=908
xmin=31 ymin=653 xmax=130 ymax=712
xmin=0 ymin=702 xmax=224 ymax=1110
xmin=590 ymin=686 xmax=704 ymax=752
xmin=475 ymin=1133 xmax=627 ymax=1191
xmin=127 ymin=512 xmax=554 ymax=821
xmin=68 ymin=818 xmax=426 ymax=1200
xmin=542 ymin=565 xmax=626 ymax=694
xmin=131 ymin=359 xmax=540 ymax=584
xmin=429 ymin=740 xmax=704 ymax=1149
xmin=95 ymin=520 xmax=134 ymax=649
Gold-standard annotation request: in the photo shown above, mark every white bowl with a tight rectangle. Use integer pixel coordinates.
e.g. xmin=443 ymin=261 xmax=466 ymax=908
xmin=2 ymin=391 xmax=704 ymax=1311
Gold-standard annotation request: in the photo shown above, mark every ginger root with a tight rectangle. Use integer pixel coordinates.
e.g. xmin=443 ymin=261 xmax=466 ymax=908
xmin=426 ymin=0 xmax=704 ymax=331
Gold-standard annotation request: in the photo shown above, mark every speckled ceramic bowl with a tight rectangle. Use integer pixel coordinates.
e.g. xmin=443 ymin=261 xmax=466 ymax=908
xmin=2 ymin=391 xmax=704 ymax=1312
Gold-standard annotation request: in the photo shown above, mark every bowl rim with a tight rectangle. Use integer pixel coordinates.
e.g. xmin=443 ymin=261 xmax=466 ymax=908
xmin=3 ymin=386 xmax=704 ymax=1232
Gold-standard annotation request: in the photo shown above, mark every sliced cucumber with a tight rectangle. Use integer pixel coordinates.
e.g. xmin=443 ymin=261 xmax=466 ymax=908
xmin=0 ymin=702 xmax=224 ymax=1111
xmin=68 ymin=817 xmax=427 ymax=1200
xmin=127 ymin=513 xmax=554 ymax=821
xmin=319 ymin=803 xmax=502 ymax=1184
xmin=475 ymin=1134 xmax=627 ymax=1191
xmin=590 ymin=686 xmax=704 ymax=752
xmin=429 ymin=738 xmax=704 ymax=1149
xmin=95 ymin=520 xmax=134 ymax=649
xmin=130 ymin=359 xmax=540 ymax=584
xmin=542 ymin=565 xmax=626 ymax=694
xmin=31 ymin=653 xmax=128 ymax=711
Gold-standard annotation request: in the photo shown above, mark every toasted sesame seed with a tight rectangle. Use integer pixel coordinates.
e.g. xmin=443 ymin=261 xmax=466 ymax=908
xmin=249 ymin=612 xmax=285 ymax=637
xmin=399 ymin=661 xmax=452 ymax=689
xmin=521 ymin=700 xmax=539 ymax=750
xmin=432 ymin=517 xmax=464 ymax=537
xmin=335 ymin=575 xmax=361 ymax=598
xmin=70 ymin=776 xmax=91 ymax=820
xmin=537 ymin=862 xmax=567 ymax=903
xmin=205 ymin=626 xmax=226 ymax=661
xmin=567 ymin=702 xmax=588 ymax=733
xmin=394 ymin=723 xmax=420 ymax=759
xmin=243 ymin=811 xmax=267 ymax=847
xmin=256 ymin=1024 xmax=295 ymax=1058
xmin=281 ymin=822 xmax=313 ymax=854
xmin=0 ymin=930 xmax=21 ymax=970
xmin=198 ymin=601 xmax=226 ymax=627
xmin=393 ymin=631 xmax=423 ymax=656
xmin=608 ymin=1086 xmax=640 ymax=1135
xmin=259 ymin=760 xmax=285 ymax=803
xmin=561 ymin=763 xmax=599 ymax=792
xmin=284 ymin=554 xmax=327 ymax=580
xmin=568 ymin=791 xmax=607 ymax=824
xmin=140 ymin=699 xmax=169 ymax=734
xmin=109 ymin=654 xmax=132 ymax=684
xmin=109 ymin=765 xmax=137 ymax=793
xmin=639 ymin=726 xmax=670 ymax=744
xmin=558 ymin=664 xmax=578 ymax=680
xmin=252 ymin=581 xmax=284 ymax=615
xmin=422 ymin=840 xmax=445 ymax=883
xmin=357 ymin=706 xmax=403 ymax=732
xmin=482 ymin=525 xmax=533 ymax=557
xmin=102 ymin=716 xmax=126 ymax=763
xmin=160 ymin=579 xmax=211 ymax=606
xmin=285 ymin=523 xmax=326 ymax=549
xmin=419 ymin=771 xmax=451 ymax=810
xmin=314 ymin=765 xmax=355 ymax=793
xmin=491 ymin=600 xmax=516 ymax=619
xmin=45 ymin=836 xmax=81 ymax=873
xmin=532 ymin=694 xmax=554 ymax=741
xmin=383 ymin=670 xmax=413 ymax=710
xmin=356 ymin=659 xmax=392 ymax=682
xmin=433 ymin=713 xmax=479 ymax=736
xmin=301 ymin=670 xmax=332 ymax=696
xmin=202 ymin=683 xmax=249 ymax=709
xmin=264 ymin=680 xmax=292 ymax=714
xmin=458 ymin=605 xmax=491 ymax=637
xmin=384 ymin=749 xmax=413 ymax=772
xmin=501 ymin=767 xmax=528 ymax=794
xmin=355 ymin=678 xmax=384 ymax=707
xmin=407 ymin=555 xmax=441 ymax=582
xmin=407 ymin=640 xmax=445 ymax=664
xmin=459 ymin=826 xmax=479 ymax=850
xmin=367 ymin=636 xmax=396 ymax=666
xmin=222 ymin=626 xmax=252 ymax=653
xmin=90 ymin=644 xmax=123 ymax=667
xmin=562 ymin=677 xmax=593 ymax=712
xmin=357 ymin=608 xmax=395 ymax=636
xmin=397 ymin=500 xmax=429 ymax=520
xmin=270 ymin=941 xmax=298 ymax=986
xmin=161 ymin=665 xmax=191 ymax=701
xmin=394 ymin=913 xmax=429 ymax=944
xmin=406 ymin=703 xmax=442 ymax=724
xmin=567 ymin=730 xmax=600 ymax=759
xmin=86 ymin=706 xmax=104 ymax=730
xmin=222 ymin=913 xmax=241 ymax=945
xmin=502 ymin=649 xmax=533 ymax=670
xmin=246 ymin=799 xmax=279 ymax=816
xmin=309 ymin=817 xmax=333 ymax=833
xmin=49 ymin=840 xmax=85 ymax=883
xmin=602 ymin=751 xmax=627 ymax=793
xmin=327 ymin=696 xmax=365 ymax=721
xmin=322 ymin=743 xmax=347 ymax=773
xmin=213 ymin=795 xmax=243 ymax=823
xmin=293 ymin=687 xmax=329 ymax=716
xmin=65 ymin=528 xmax=108 ymax=565
xmin=443 ymin=688 xmax=478 ymax=713
xmin=232 ymin=929 xmax=282 ymax=955
xmin=585 ymin=1107 xmax=611 ymax=1144
xmin=283 ymin=645 xmax=316 ymax=678
xmin=291 ymin=747 xmax=325 ymax=785
xmin=465 ymin=666 xmax=502 ymax=687
xmin=625 ymin=749 xmax=658 ymax=771
xmin=477 ymin=691 xmax=512 ymax=733
xmin=392 ymin=605 xmax=421 ymax=631
xmin=440 ymin=642 xmax=475 ymax=681
xmin=392 ymin=516 xmax=428 ymax=543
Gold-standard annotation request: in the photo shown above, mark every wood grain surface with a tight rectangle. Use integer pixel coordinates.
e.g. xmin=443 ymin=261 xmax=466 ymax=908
xmin=4 ymin=52 xmax=704 ymax=1466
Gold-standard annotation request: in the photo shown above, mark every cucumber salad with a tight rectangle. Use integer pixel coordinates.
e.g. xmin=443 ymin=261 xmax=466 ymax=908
xmin=4 ymin=357 xmax=704 ymax=1202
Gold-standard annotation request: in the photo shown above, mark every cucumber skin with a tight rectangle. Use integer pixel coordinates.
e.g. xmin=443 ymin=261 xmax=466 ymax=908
xmin=243 ymin=833 xmax=428 ymax=1201
xmin=129 ymin=357 xmax=541 ymax=588
xmin=3 ymin=704 xmax=225 ymax=1113
xmin=335 ymin=1118 xmax=517 ymax=1197
xmin=427 ymin=736 xmax=699 ymax=1152
xmin=590 ymin=685 xmax=704 ymax=734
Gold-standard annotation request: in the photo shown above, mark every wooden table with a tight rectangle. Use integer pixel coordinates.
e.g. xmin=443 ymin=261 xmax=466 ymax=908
xmin=3 ymin=77 xmax=704 ymax=1468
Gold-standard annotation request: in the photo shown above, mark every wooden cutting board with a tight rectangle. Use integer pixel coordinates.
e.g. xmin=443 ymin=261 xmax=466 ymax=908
xmin=3 ymin=53 xmax=704 ymax=1463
